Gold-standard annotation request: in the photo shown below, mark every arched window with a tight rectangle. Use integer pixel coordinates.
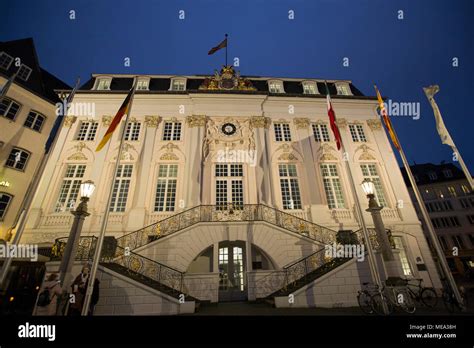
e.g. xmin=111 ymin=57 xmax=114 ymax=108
xmin=0 ymin=192 xmax=13 ymax=219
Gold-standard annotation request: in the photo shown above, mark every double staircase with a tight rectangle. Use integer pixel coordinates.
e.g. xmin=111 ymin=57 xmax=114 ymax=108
xmin=49 ymin=204 xmax=380 ymax=305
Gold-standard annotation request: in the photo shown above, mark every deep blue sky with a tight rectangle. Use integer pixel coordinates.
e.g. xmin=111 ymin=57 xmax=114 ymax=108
xmin=1 ymin=0 xmax=472 ymax=170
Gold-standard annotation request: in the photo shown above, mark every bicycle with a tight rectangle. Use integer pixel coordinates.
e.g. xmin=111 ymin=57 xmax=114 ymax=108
xmin=371 ymin=280 xmax=416 ymax=315
xmin=403 ymin=278 xmax=438 ymax=308
xmin=357 ymin=282 xmax=380 ymax=314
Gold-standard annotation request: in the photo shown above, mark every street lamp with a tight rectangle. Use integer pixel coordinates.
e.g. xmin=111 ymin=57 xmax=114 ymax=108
xmin=361 ymin=179 xmax=399 ymax=277
xmin=58 ymin=180 xmax=95 ymax=303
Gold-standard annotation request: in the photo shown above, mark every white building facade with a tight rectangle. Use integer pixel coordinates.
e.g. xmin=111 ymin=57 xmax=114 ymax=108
xmin=22 ymin=67 xmax=441 ymax=314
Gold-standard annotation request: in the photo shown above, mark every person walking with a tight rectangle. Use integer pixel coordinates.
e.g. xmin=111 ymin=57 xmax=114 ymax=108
xmin=34 ymin=273 xmax=62 ymax=316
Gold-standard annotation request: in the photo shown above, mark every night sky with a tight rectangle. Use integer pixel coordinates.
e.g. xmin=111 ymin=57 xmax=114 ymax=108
xmin=1 ymin=0 xmax=472 ymax=170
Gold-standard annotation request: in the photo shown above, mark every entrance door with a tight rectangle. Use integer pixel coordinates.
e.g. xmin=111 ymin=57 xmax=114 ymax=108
xmin=218 ymin=242 xmax=246 ymax=301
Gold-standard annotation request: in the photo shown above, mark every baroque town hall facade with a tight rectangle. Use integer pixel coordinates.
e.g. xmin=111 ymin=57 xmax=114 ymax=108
xmin=22 ymin=67 xmax=441 ymax=314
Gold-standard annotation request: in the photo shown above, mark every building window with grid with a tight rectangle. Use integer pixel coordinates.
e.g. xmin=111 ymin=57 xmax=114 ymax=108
xmin=5 ymin=148 xmax=30 ymax=171
xmin=171 ymin=78 xmax=186 ymax=91
xmin=279 ymin=164 xmax=302 ymax=210
xmin=360 ymin=164 xmax=387 ymax=207
xmin=0 ymin=193 xmax=13 ymax=220
xmin=312 ymin=123 xmax=330 ymax=142
xmin=24 ymin=111 xmax=46 ymax=132
xmin=136 ymin=78 xmax=149 ymax=90
xmin=0 ymin=52 xmax=13 ymax=70
xmin=321 ymin=164 xmax=345 ymax=209
xmin=268 ymin=80 xmax=284 ymax=93
xmin=109 ymin=164 xmax=133 ymax=212
xmin=215 ymin=164 xmax=244 ymax=210
xmin=302 ymin=81 xmax=318 ymax=95
xmin=274 ymin=123 xmax=291 ymax=142
xmin=162 ymin=121 xmax=182 ymax=141
xmin=76 ymin=121 xmax=98 ymax=141
xmin=96 ymin=78 xmax=111 ymax=90
xmin=438 ymin=236 xmax=449 ymax=250
xmin=124 ymin=122 xmax=141 ymax=141
xmin=0 ymin=97 xmax=21 ymax=121
xmin=467 ymin=215 xmax=474 ymax=225
xmin=393 ymin=237 xmax=412 ymax=276
xmin=17 ymin=65 xmax=32 ymax=81
xmin=349 ymin=124 xmax=367 ymax=142
xmin=336 ymin=83 xmax=351 ymax=96
xmin=55 ymin=165 xmax=86 ymax=212
xmin=154 ymin=164 xmax=178 ymax=212
xmin=452 ymin=235 xmax=465 ymax=250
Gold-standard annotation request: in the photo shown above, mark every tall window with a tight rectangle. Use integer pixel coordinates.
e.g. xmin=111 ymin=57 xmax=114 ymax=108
xmin=24 ymin=111 xmax=46 ymax=132
xmin=336 ymin=83 xmax=351 ymax=95
xmin=393 ymin=237 xmax=412 ymax=276
xmin=274 ymin=123 xmax=291 ymax=142
xmin=215 ymin=164 xmax=244 ymax=210
xmin=279 ymin=164 xmax=302 ymax=210
xmin=360 ymin=164 xmax=387 ymax=207
xmin=162 ymin=121 xmax=182 ymax=141
xmin=55 ymin=165 xmax=86 ymax=212
xmin=0 ymin=193 xmax=13 ymax=220
xmin=349 ymin=124 xmax=367 ymax=142
xmin=76 ymin=121 xmax=98 ymax=141
xmin=0 ymin=52 xmax=13 ymax=70
xmin=321 ymin=164 xmax=345 ymax=209
xmin=0 ymin=98 xmax=21 ymax=120
xmin=124 ymin=122 xmax=141 ymax=141
xmin=447 ymin=186 xmax=457 ymax=197
xmin=312 ymin=124 xmax=330 ymax=142
xmin=154 ymin=164 xmax=178 ymax=212
xmin=438 ymin=236 xmax=449 ymax=250
xmin=5 ymin=148 xmax=30 ymax=171
xmin=452 ymin=235 xmax=465 ymax=250
xmin=110 ymin=164 xmax=133 ymax=212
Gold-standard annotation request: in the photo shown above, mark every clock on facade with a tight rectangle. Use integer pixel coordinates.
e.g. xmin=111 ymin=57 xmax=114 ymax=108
xmin=221 ymin=123 xmax=237 ymax=136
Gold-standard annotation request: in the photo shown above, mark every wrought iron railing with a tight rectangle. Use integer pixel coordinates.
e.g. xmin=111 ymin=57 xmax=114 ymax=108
xmin=51 ymin=236 xmax=97 ymax=261
xmin=255 ymin=248 xmax=332 ymax=298
xmin=354 ymin=228 xmax=395 ymax=250
xmin=116 ymin=204 xmax=339 ymax=251
xmin=50 ymin=236 xmax=185 ymax=295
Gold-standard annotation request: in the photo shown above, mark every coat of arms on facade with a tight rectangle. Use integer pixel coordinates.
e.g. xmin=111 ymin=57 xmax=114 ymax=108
xmin=199 ymin=65 xmax=256 ymax=91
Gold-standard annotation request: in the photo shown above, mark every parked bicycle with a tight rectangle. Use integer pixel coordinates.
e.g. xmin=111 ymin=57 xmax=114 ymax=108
xmin=371 ymin=279 xmax=416 ymax=315
xmin=441 ymin=278 xmax=466 ymax=313
xmin=403 ymin=278 xmax=438 ymax=308
xmin=357 ymin=282 xmax=380 ymax=314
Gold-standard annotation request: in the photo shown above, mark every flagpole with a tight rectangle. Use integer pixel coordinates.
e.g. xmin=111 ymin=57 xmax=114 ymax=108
xmin=324 ymin=82 xmax=388 ymax=313
xmin=81 ymin=79 xmax=138 ymax=315
xmin=225 ymin=33 xmax=228 ymax=66
xmin=377 ymin=85 xmax=465 ymax=310
xmin=0 ymin=77 xmax=81 ymax=289
xmin=452 ymin=144 xmax=474 ymax=190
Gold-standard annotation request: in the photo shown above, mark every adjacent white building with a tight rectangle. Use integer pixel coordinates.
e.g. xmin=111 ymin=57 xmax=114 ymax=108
xmin=22 ymin=66 xmax=442 ymax=314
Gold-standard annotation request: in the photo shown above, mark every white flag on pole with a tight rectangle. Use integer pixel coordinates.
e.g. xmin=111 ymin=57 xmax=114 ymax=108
xmin=423 ymin=85 xmax=455 ymax=147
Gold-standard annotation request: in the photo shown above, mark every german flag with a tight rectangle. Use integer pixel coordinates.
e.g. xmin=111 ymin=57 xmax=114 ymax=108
xmin=208 ymin=37 xmax=227 ymax=55
xmin=96 ymin=85 xmax=135 ymax=152
xmin=374 ymin=85 xmax=401 ymax=151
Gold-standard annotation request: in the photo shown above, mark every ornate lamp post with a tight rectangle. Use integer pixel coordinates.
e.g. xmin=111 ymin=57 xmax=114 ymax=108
xmin=361 ymin=179 xmax=400 ymax=278
xmin=58 ymin=180 xmax=95 ymax=292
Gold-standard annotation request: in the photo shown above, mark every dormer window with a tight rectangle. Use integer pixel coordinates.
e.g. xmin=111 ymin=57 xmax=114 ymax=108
xmin=443 ymin=169 xmax=453 ymax=178
xmin=0 ymin=52 xmax=14 ymax=70
xmin=96 ymin=77 xmax=111 ymax=90
xmin=268 ymin=80 xmax=284 ymax=94
xmin=17 ymin=64 xmax=32 ymax=81
xmin=170 ymin=78 xmax=186 ymax=91
xmin=302 ymin=81 xmax=318 ymax=95
xmin=136 ymin=77 xmax=150 ymax=91
xmin=335 ymin=82 xmax=352 ymax=96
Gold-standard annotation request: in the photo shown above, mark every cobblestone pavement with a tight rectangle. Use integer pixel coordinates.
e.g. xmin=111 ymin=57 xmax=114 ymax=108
xmin=190 ymin=301 xmax=474 ymax=316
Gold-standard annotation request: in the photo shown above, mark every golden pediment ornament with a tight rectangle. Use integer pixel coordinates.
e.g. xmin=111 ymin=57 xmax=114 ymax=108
xmin=335 ymin=118 xmax=347 ymax=128
xmin=250 ymin=116 xmax=271 ymax=129
xmin=160 ymin=153 xmax=179 ymax=161
xmin=367 ymin=119 xmax=382 ymax=130
xmin=278 ymin=153 xmax=297 ymax=161
xmin=63 ymin=116 xmax=77 ymax=127
xmin=102 ymin=115 xmax=112 ymax=126
xmin=199 ymin=65 xmax=256 ymax=91
xmin=145 ymin=115 xmax=161 ymax=127
xmin=186 ymin=115 xmax=208 ymax=127
xmin=293 ymin=118 xmax=310 ymax=129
